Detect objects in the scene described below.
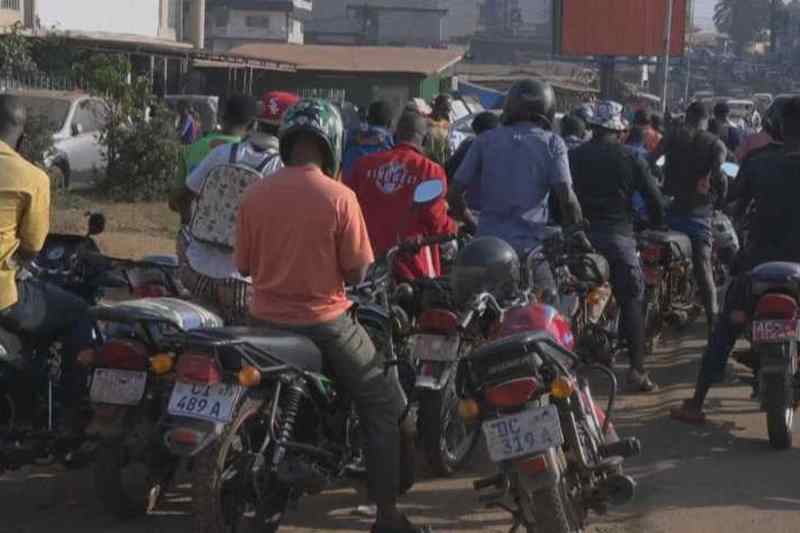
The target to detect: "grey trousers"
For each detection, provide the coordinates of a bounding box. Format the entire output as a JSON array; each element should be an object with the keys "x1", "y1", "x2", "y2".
[{"x1": 253, "y1": 311, "x2": 407, "y2": 507}]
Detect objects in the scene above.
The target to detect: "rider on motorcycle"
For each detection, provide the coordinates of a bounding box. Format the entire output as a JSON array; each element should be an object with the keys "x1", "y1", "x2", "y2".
[
  {"x1": 569, "y1": 101, "x2": 666, "y2": 392},
  {"x1": 234, "y1": 99, "x2": 430, "y2": 533},
  {"x1": 350, "y1": 110, "x2": 456, "y2": 280},
  {"x1": 449, "y1": 78, "x2": 590, "y2": 288},
  {"x1": 651, "y1": 101, "x2": 728, "y2": 337},
  {"x1": 671, "y1": 96, "x2": 800, "y2": 424},
  {"x1": 0, "y1": 95, "x2": 94, "y2": 433}
]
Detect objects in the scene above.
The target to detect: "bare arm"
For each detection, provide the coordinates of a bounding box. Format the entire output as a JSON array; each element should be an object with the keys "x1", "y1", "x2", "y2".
[
  {"x1": 344, "y1": 264, "x2": 370, "y2": 286},
  {"x1": 711, "y1": 139, "x2": 728, "y2": 207}
]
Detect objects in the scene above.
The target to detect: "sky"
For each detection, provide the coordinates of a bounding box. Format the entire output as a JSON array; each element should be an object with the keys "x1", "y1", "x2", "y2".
[{"x1": 694, "y1": 0, "x2": 715, "y2": 30}]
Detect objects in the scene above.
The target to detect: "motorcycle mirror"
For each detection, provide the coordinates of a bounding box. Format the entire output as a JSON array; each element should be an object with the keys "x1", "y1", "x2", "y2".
[
  {"x1": 721, "y1": 162, "x2": 740, "y2": 178},
  {"x1": 86, "y1": 212, "x2": 106, "y2": 236},
  {"x1": 655, "y1": 155, "x2": 666, "y2": 168},
  {"x1": 413, "y1": 180, "x2": 444, "y2": 205}
]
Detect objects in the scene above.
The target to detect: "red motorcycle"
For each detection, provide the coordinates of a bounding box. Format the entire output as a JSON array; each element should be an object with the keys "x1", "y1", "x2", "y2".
[{"x1": 456, "y1": 291, "x2": 640, "y2": 533}]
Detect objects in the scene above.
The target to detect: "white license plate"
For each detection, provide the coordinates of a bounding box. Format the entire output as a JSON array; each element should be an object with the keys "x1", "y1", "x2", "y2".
[
  {"x1": 90, "y1": 368, "x2": 147, "y2": 406},
  {"x1": 482, "y1": 405, "x2": 564, "y2": 462},
  {"x1": 167, "y1": 382, "x2": 242, "y2": 423},
  {"x1": 412, "y1": 334, "x2": 460, "y2": 362},
  {"x1": 752, "y1": 320, "x2": 800, "y2": 343}
]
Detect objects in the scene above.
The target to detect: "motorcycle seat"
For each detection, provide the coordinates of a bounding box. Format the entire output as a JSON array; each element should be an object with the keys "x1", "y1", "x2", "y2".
[
  {"x1": 638, "y1": 230, "x2": 692, "y2": 261},
  {"x1": 193, "y1": 327, "x2": 323, "y2": 373},
  {"x1": 750, "y1": 262, "x2": 800, "y2": 296}
]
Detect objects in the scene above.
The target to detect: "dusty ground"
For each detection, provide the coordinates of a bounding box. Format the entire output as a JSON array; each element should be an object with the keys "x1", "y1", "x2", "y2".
[{"x1": 3, "y1": 321, "x2": 800, "y2": 533}]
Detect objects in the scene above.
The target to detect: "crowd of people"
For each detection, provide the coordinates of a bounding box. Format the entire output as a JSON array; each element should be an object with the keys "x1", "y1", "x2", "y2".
[{"x1": 0, "y1": 76, "x2": 800, "y2": 531}]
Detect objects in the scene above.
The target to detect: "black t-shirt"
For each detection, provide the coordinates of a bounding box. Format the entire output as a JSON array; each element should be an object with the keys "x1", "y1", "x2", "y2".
[
  {"x1": 735, "y1": 151, "x2": 800, "y2": 269},
  {"x1": 569, "y1": 140, "x2": 665, "y2": 237},
  {"x1": 662, "y1": 127, "x2": 726, "y2": 218}
]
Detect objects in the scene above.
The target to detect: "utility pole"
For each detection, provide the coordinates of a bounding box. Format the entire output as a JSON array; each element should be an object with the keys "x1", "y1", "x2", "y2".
[
  {"x1": 684, "y1": 0, "x2": 695, "y2": 102},
  {"x1": 661, "y1": 0, "x2": 674, "y2": 114}
]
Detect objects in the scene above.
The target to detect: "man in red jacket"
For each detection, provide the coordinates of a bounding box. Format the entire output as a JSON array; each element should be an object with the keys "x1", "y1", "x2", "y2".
[{"x1": 351, "y1": 111, "x2": 456, "y2": 280}]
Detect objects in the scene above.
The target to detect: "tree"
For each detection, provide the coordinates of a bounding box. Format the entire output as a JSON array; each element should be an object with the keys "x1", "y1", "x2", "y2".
[{"x1": 714, "y1": 0, "x2": 772, "y2": 53}]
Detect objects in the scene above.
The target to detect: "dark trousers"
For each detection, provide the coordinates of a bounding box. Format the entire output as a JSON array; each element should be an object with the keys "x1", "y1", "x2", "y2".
[
  {"x1": 0, "y1": 278, "x2": 94, "y2": 405},
  {"x1": 252, "y1": 311, "x2": 407, "y2": 508},
  {"x1": 588, "y1": 232, "x2": 647, "y2": 373}
]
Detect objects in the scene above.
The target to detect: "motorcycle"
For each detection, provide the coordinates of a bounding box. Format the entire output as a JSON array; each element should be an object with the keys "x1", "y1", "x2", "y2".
[
  {"x1": 85, "y1": 285, "x2": 223, "y2": 518},
  {"x1": 713, "y1": 163, "x2": 742, "y2": 293},
  {"x1": 159, "y1": 181, "x2": 445, "y2": 532},
  {"x1": 744, "y1": 262, "x2": 800, "y2": 449},
  {"x1": 456, "y1": 291, "x2": 640, "y2": 533}
]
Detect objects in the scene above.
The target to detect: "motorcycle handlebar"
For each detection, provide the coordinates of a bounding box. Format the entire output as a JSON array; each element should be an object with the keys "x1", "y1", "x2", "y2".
[{"x1": 398, "y1": 233, "x2": 459, "y2": 254}]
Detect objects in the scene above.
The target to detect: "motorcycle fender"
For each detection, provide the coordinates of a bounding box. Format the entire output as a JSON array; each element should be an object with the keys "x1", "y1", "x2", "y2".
[
  {"x1": 85, "y1": 404, "x2": 130, "y2": 438},
  {"x1": 415, "y1": 362, "x2": 454, "y2": 391},
  {"x1": 162, "y1": 416, "x2": 225, "y2": 457},
  {"x1": 512, "y1": 447, "x2": 565, "y2": 492}
]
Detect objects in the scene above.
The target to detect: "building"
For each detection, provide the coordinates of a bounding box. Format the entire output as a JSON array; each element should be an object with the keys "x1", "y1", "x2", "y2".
[
  {"x1": 231, "y1": 42, "x2": 463, "y2": 108},
  {"x1": 306, "y1": 0, "x2": 448, "y2": 47},
  {"x1": 470, "y1": 0, "x2": 554, "y2": 63},
  {"x1": 205, "y1": 0, "x2": 312, "y2": 52}
]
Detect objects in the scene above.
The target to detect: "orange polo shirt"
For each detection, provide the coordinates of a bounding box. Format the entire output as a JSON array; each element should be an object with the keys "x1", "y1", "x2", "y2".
[{"x1": 235, "y1": 164, "x2": 374, "y2": 325}]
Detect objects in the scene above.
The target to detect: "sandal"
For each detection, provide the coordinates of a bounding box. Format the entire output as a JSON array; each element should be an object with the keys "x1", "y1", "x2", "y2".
[{"x1": 670, "y1": 400, "x2": 707, "y2": 425}]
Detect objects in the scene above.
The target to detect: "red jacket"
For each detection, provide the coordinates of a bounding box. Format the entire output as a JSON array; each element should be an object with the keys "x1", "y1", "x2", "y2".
[{"x1": 350, "y1": 143, "x2": 456, "y2": 280}]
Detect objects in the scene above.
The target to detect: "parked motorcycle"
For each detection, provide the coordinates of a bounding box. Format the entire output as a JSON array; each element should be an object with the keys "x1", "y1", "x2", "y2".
[
  {"x1": 745, "y1": 262, "x2": 800, "y2": 449},
  {"x1": 456, "y1": 291, "x2": 640, "y2": 533}
]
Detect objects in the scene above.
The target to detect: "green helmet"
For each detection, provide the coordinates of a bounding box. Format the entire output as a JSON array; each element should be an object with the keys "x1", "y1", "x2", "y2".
[{"x1": 279, "y1": 98, "x2": 344, "y2": 177}]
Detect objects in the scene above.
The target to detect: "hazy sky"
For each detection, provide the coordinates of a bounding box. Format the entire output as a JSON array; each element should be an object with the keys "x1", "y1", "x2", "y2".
[{"x1": 694, "y1": 0, "x2": 715, "y2": 30}]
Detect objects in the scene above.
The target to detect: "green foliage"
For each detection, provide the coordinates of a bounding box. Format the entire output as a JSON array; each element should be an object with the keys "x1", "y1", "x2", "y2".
[
  {"x1": 19, "y1": 112, "x2": 55, "y2": 168},
  {"x1": 79, "y1": 54, "x2": 181, "y2": 201},
  {"x1": 0, "y1": 23, "x2": 37, "y2": 75},
  {"x1": 714, "y1": 0, "x2": 772, "y2": 53}
]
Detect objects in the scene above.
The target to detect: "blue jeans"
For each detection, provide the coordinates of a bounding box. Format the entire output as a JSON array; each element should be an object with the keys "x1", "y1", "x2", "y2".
[
  {"x1": 588, "y1": 232, "x2": 647, "y2": 372},
  {"x1": 667, "y1": 214, "x2": 718, "y2": 323},
  {"x1": 0, "y1": 279, "x2": 94, "y2": 405}
]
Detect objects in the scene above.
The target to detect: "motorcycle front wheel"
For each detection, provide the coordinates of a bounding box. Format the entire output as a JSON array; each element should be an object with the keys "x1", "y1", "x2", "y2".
[
  {"x1": 418, "y1": 378, "x2": 480, "y2": 477},
  {"x1": 192, "y1": 397, "x2": 285, "y2": 533}
]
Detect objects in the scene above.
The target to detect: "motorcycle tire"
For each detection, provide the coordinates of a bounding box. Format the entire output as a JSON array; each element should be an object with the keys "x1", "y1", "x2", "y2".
[
  {"x1": 92, "y1": 441, "x2": 148, "y2": 520},
  {"x1": 764, "y1": 365, "x2": 795, "y2": 451},
  {"x1": 192, "y1": 397, "x2": 284, "y2": 533},
  {"x1": 418, "y1": 379, "x2": 479, "y2": 477},
  {"x1": 526, "y1": 483, "x2": 583, "y2": 533}
]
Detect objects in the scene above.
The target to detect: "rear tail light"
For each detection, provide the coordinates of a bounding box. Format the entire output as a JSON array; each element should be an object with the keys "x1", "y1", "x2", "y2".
[
  {"x1": 163, "y1": 427, "x2": 209, "y2": 456},
  {"x1": 132, "y1": 283, "x2": 169, "y2": 298},
  {"x1": 176, "y1": 354, "x2": 222, "y2": 385},
  {"x1": 96, "y1": 339, "x2": 149, "y2": 371},
  {"x1": 755, "y1": 293, "x2": 799, "y2": 319},
  {"x1": 418, "y1": 309, "x2": 459, "y2": 334},
  {"x1": 515, "y1": 454, "x2": 549, "y2": 476},
  {"x1": 640, "y1": 245, "x2": 663, "y2": 264},
  {"x1": 485, "y1": 377, "x2": 539, "y2": 408}
]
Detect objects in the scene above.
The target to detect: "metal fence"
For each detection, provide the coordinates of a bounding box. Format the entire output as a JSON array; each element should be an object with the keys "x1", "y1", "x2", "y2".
[
  {"x1": 298, "y1": 87, "x2": 348, "y2": 104},
  {"x1": 0, "y1": 71, "x2": 81, "y2": 93}
]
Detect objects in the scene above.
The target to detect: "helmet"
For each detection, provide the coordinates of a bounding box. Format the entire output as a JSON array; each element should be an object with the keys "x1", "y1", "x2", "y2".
[
  {"x1": 279, "y1": 98, "x2": 344, "y2": 177},
  {"x1": 763, "y1": 96, "x2": 790, "y2": 141},
  {"x1": 451, "y1": 237, "x2": 520, "y2": 308},
  {"x1": 587, "y1": 100, "x2": 628, "y2": 132},
  {"x1": 260, "y1": 91, "x2": 300, "y2": 126},
  {"x1": 503, "y1": 78, "x2": 556, "y2": 128},
  {"x1": 573, "y1": 103, "x2": 595, "y2": 124}
]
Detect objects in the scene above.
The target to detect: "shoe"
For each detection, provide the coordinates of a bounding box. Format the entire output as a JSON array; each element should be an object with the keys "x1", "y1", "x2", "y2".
[
  {"x1": 353, "y1": 504, "x2": 377, "y2": 518},
  {"x1": 626, "y1": 369, "x2": 659, "y2": 392},
  {"x1": 670, "y1": 399, "x2": 706, "y2": 425},
  {"x1": 371, "y1": 515, "x2": 434, "y2": 533}
]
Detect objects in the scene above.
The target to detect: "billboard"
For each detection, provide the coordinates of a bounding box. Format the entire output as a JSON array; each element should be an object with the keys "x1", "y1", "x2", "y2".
[{"x1": 557, "y1": 0, "x2": 687, "y2": 57}]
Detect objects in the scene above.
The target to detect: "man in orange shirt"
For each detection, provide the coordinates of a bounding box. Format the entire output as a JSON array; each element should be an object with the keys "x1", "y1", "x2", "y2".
[
  {"x1": 632, "y1": 109, "x2": 662, "y2": 153},
  {"x1": 235, "y1": 99, "x2": 430, "y2": 533}
]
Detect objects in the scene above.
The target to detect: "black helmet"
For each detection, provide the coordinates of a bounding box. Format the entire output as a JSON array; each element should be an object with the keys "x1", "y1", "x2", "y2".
[
  {"x1": 503, "y1": 78, "x2": 556, "y2": 128},
  {"x1": 764, "y1": 96, "x2": 790, "y2": 141},
  {"x1": 451, "y1": 237, "x2": 520, "y2": 308}
]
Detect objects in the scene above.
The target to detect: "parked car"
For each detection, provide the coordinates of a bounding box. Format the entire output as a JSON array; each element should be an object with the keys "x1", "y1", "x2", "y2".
[{"x1": 11, "y1": 90, "x2": 106, "y2": 189}]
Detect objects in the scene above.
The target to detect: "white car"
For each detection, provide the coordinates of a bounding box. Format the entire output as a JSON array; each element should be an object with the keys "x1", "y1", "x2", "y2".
[{"x1": 11, "y1": 90, "x2": 106, "y2": 189}]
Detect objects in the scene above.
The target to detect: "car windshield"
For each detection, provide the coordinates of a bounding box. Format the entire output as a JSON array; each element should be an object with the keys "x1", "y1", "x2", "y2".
[{"x1": 14, "y1": 96, "x2": 71, "y2": 130}]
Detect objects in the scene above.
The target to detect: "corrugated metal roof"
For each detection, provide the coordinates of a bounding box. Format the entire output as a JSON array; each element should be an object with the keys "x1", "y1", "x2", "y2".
[{"x1": 228, "y1": 43, "x2": 464, "y2": 75}]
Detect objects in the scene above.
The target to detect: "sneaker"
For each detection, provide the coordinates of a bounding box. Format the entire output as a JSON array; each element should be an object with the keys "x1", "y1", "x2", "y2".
[
  {"x1": 371, "y1": 515, "x2": 434, "y2": 533},
  {"x1": 626, "y1": 369, "x2": 659, "y2": 392},
  {"x1": 353, "y1": 504, "x2": 377, "y2": 518}
]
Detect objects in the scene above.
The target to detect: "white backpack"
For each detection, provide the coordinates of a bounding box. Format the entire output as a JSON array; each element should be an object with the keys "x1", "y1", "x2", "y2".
[{"x1": 189, "y1": 143, "x2": 278, "y2": 250}]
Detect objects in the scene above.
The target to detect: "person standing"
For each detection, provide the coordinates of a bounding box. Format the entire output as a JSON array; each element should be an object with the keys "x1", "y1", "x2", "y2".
[
  {"x1": 351, "y1": 111, "x2": 456, "y2": 280},
  {"x1": 651, "y1": 101, "x2": 728, "y2": 336},
  {"x1": 426, "y1": 94, "x2": 452, "y2": 166},
  {"x1": 570, "y1": 101, "x2": 666, "y2": 391},
  {"x1": 235, "y1": 99, "x2": 430, "y2": 533},
  {"x1": 176, "y1": 100, "x2": 198, "y2": 145},
  {"x1": 342, "y1": 100, "x2": 395, "y2": 186}
]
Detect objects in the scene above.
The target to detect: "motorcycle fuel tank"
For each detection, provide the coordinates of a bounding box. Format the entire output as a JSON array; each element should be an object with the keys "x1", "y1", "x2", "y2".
[{"x1": 494, "y1": 303, "x2": 575, "y2": 352}]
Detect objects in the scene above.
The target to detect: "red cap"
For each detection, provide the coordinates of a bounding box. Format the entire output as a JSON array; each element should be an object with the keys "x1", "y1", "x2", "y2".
[{"x1": 260, "y1": 91, "x2": 301, "y2": 126}]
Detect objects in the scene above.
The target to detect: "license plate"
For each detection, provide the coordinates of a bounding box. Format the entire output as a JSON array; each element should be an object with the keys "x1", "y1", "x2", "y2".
[
  {"x1": 482, "y1": 405, "x2": 564, "y2": 462},
  {"x1": 167, "y1": 382, "x2": 242, "y2": 423},
  {"x1": 90, "y1": 368, "x2": 147, "y2": 406},
  {"x1": 752, "y1": 320, "x2": 800, "y2": 343},
  {"x1": 412, "y1": 334, "x2": 460, "y2": 362}
]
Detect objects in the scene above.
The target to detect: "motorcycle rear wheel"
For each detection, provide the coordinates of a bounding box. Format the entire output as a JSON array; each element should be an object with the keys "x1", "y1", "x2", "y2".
[
  {"x1": 525, "y1": 483, "x2": 584, "y2": 533},
  {"x1": 419, "y1": 380, "x2": 479, "y2": 477},
  {"x1": 192, "y1": 397, "x2": 282, "y2": 533},
  {"x1": 764, "y1": 345, "x2": 796, "y2": 450},
  {"x1": 92, "y1": 441, "x2": 148, "y2": 520}
]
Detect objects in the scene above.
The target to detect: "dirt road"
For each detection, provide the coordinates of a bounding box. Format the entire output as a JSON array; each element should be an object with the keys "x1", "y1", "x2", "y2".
[{"x1": 4, "y1": 324, "x2": 800, "y2": 533}]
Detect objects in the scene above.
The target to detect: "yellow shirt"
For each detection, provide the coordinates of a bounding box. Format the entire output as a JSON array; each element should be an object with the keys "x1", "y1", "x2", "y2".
[{"x1": 0, "y1": 140, "x2": 50, "y2": 310}]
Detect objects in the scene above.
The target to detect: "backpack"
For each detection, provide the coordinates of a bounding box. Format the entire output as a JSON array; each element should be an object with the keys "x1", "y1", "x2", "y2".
[{"x1": 189, "y1": 143, "x2": 278, "y2": 250}]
